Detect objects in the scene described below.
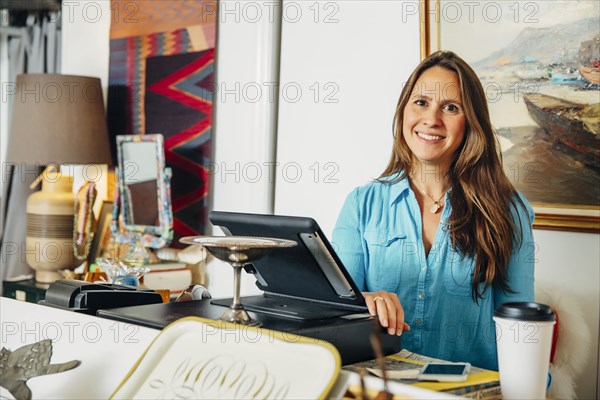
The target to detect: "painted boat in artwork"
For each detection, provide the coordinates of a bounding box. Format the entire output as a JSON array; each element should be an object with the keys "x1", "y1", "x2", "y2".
[
  {"x1": 579, "y1": 65, "x2": 600, "y2": 85},
  {"x1": 523, "y1": 93, "x2": 600, "y2": 170}
]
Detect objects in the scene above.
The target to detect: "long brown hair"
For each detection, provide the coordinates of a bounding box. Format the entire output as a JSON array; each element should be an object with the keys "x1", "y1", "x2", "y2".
[{"x1": 380, "y1": 50, "x2": 528, "y2": 300}]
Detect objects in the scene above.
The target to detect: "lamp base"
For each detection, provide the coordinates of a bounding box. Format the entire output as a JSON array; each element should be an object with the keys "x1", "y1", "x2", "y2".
[
  {"x1": 34, "y1": 270, "x2": 64, "y2": 284},
  {"x1": 26, "y1": 237, "x2": 79, "y2": 284},
  {"x1": 26, "y1": 170, "x2": 79, "y2": 285}
]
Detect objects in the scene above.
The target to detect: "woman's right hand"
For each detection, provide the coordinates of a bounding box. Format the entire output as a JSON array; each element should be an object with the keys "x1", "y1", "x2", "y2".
[{"x1": 363, "y1": 291, "x2": 410, "y2": 336}]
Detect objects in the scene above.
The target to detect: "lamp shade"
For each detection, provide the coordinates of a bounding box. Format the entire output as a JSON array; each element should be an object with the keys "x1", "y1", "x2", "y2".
[{"x1": 7, "y1": 74, "x2": 112, "y2": 165}]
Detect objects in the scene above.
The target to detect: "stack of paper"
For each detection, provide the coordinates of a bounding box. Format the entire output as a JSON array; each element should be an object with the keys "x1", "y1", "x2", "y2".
[{"x1": 344, "y1": 349, "x2": 501, "y2": 399}]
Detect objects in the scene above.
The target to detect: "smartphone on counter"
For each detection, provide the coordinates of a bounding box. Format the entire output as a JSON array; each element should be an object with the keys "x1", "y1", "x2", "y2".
[{"x1": 417, "y1": 362, "x2": 471, "y2": 382}]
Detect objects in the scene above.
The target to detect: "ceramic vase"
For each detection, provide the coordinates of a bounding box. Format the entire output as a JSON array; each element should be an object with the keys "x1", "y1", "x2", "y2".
[{"x1": 26, "y1": 172, "x2": 79, "y2": 283}]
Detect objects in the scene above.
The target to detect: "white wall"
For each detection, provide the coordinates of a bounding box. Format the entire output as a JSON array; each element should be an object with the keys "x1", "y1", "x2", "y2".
[
  {"x1": 207, "y1": 1, "x2": 282, "y2": 297},
  {"x1": 60, "y1": 0, "x2": 110, "y2": 102},
  {"x1": 534, "y1": 229, "x2": 600, "y2": 399},
  {"x1": 274, "y1": 0, "x2": 420, "y2": 236},
  {"x1": 60, "y1": 0, "x2": 110, "y2": 215},
  {"x1": 211, "y1": 1, "x2": 280, "y2": 217}
]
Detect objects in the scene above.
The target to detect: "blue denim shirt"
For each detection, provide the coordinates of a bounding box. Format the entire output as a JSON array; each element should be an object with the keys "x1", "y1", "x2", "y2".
[{"x1": 332, "y1": 175, "x2": 535, "y2": 370}]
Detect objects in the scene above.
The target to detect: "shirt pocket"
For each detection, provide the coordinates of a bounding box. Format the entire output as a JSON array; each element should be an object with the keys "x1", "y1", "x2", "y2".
[
  {"x1": 443, "y1": 252, "x2": 476, "y2": 297},
  {"x1": 364, "y1": 229, "x2": 407, "y2": 292}
]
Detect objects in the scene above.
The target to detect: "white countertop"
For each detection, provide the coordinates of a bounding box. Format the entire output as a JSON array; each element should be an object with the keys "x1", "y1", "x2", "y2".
[
  {"x1": 0, "y1": 298, "x2": 462, "y2": 399},
  {"x1": 0, "y1": 297, "x2": 160, "y2": 399}
]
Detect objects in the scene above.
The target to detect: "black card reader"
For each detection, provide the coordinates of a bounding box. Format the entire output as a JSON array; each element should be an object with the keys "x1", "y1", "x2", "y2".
[{"x1": 40, "y1": 280, "x2": 163, "y2": 314}]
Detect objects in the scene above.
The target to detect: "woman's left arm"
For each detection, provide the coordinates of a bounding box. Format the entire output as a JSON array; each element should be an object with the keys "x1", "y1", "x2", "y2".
[{"x1": 494, "y1": 193, "x2": 536, "y2": 307}]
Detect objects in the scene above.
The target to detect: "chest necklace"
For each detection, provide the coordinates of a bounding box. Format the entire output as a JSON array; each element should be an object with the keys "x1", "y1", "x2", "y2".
[{"x1": 410, "y1": 179, "x2": 450, "y2": 214}]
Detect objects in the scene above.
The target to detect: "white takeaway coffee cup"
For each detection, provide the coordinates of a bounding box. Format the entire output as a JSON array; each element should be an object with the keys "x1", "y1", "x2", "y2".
[{"x1": 494, "y1": 302, "x2": 556, "y2": 400}]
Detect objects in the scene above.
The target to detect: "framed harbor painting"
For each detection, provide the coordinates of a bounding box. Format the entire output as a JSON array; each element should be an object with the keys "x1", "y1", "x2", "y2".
[{"x1": 421, "y1": 0, "x2": 600, "y2": 232}]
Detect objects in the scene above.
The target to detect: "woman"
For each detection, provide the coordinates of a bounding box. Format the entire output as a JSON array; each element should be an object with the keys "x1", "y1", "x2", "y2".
[{"x1": 332, "y1": 51, "x2": 535, "y2": 370}]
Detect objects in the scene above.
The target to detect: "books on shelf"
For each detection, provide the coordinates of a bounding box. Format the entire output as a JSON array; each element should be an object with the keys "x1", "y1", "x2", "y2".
[
  {"x1": 141, "y1": 262, "x2": 192, "y2": 293},
  {"x1": 344, "y1": 349, "x2": 501, "y2": 399},
  {"x1": 144, "y1": 262, "x2": 187, "y2": 271}
]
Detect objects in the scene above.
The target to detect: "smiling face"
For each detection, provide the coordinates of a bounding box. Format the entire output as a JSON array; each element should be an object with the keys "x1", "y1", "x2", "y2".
[{"x1": 402, "y1": 66, "x2": 466, "y2": 174}]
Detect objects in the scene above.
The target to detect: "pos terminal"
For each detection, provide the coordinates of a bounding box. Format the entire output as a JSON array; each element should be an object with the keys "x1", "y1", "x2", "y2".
[{"x1": 97, "y1": 211, "x2": 402, "y2": 364}]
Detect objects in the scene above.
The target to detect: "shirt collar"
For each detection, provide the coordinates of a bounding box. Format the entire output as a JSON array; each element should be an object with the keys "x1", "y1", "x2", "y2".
[
  {"x1": 386, "y1": 174, "x2": 454, "y2": 212},
  {"x1": 380, "y1": 172, "x2": 411, "y2": 207}
]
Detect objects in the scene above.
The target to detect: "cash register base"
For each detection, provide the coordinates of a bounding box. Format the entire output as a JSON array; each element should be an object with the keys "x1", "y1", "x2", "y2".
[{"x1": 97, "y1": 299, "x2": 402, "y2": 365}]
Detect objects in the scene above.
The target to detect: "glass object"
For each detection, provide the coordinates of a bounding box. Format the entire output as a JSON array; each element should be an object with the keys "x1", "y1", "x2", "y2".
[
  {"x1": 180, "y1": 236, "x2": 297, "y2": 326},
  {"x1": 96, "y1": 258, "x2": 149, "y2": 286},
  {"x1": 121, "y1": 233, "x2": 151, "y2": 266}
]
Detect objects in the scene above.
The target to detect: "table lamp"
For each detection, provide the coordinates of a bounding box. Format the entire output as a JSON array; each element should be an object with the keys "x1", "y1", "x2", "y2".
[{"x1": 6, "y1": 74, "x2": 112, "y2": 283}]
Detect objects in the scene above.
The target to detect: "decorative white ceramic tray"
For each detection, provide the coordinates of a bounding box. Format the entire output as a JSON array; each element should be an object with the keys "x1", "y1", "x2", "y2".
[{"x1": 110, "y1": 317, "x2": 340, "y2": 399}]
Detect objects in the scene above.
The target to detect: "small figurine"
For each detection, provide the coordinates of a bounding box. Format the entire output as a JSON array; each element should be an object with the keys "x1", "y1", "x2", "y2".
[
  {"x1": 0, "y1": 339, "x2": 80, "y2": 400},
  {"x1": 96, "y1": 258, "x2": 149, "y2": 286}
]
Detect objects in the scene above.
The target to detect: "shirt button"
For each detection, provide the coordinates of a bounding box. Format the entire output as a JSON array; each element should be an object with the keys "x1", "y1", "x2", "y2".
[
  {"x1": 418, "y1": 293, "x2": 425, "y2": 299},
  {"x1": 421, "y1": 267, "x2": 426, "y2": 272},
  {"x1": 379, "y1": 238, "x2": 385, "y2": 244},
  {"x1": 415, "y1": 319, "x2": 423, "y2": 326}
]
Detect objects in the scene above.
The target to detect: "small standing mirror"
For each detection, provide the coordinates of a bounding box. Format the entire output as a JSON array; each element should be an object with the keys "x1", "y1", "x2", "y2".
[{"x1": 112, "y1": 134, "x2": 173, "y2": 249}]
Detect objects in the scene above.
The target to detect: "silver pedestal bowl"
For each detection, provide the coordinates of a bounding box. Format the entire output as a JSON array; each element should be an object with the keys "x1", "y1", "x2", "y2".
[{"x1": 180, "y1": 236, "x2": 297, "y2": 326}]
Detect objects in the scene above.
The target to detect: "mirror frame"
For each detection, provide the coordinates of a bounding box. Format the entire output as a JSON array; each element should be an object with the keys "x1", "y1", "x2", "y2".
[{"x1": 111, "y1": 133, "x2": 173, "y2": 248}]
